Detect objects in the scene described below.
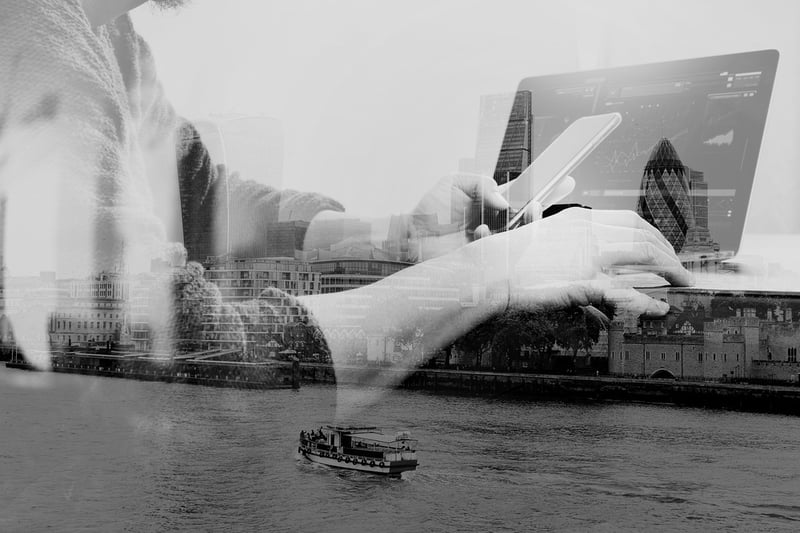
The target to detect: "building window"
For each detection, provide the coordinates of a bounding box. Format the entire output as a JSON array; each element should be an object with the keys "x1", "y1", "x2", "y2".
[
  {"x1": 723, "y1": 353, "x2": 727, "y2": 362},
  {"x1": 625, "y1": 351, "x2": 630, "y2": 361},
  {"x1": 645, "y1": 351, "x2": 650, "y2": 361},
  {"x1": 661, "y1": 352, "x2": 665, "y2": 361},
  {"x1": 698, "y1": 353, "x2": 703, "y2": 362},
  {"x1": 675, "y1": 352, "x2": 680, "y2": 361},
  {"x1": 713, "y1": 353, "x2": 716, "y2": 361}
]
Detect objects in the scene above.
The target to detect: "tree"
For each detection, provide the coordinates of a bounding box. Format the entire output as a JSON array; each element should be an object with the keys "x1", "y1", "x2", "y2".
[
  {"x1": 551, "y1": 304, "x2": 613, "y2": 359},
  {"x1": 453, "y1": 320, "x2": 494, "y2": 368},
  {"x1": 391, "y1": 313, "x2": 428, "y2": 365},
  {"x1": 286, "y1": 319, "x2": 330, "y2": 362},
  {"x1": 489, "y1": 310, "x2": 556, "y2": 371}
]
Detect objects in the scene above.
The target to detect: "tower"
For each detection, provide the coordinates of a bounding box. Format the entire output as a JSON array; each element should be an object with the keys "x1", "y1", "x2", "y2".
[
  {"x1": 682, "y1": 167, "x2": 718, "y2": 252},
  {"x1": 467, "y1": 91, "x2": 533, "y2": 233},
  {"x1": 492, "y1": 90, "x2": 533, "y2": 186},
  {"x1": 636, "y1": 138, "x2": 694, "y2": 252}
]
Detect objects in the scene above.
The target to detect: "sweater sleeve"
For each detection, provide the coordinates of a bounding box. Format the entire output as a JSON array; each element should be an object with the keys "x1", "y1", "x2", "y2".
[
  {"x1": 106, "y1": 13, "x2": 345, "y2": 262},
  {"x1": 0, "y1": 1, "x2": 167, "y2": 276},
  {"x1": 176, "y1": 121, "x2": 345, "y2": 262}
]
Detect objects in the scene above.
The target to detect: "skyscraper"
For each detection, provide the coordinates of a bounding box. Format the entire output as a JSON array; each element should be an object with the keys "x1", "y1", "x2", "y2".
[
  {"x1": 474, "y1": 91, "x2": 533, "y2": 186},
  {"x1": 636, "y1": 138, "x2": 694, "y2": 252},
  {"x1": 460, "y1": 91, "x2": 533, "y2": 233},
  {"x1": 492, "y1": 90, "x2": 533, "y2": 186},
  {"x1": 682, "y1": 168, "x2": 719, "y2": 252}
]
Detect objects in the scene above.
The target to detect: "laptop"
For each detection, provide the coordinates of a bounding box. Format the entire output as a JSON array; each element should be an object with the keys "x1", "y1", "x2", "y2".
[{"x1": 499, "y1": 50, "x2": 779, "y2": 289}]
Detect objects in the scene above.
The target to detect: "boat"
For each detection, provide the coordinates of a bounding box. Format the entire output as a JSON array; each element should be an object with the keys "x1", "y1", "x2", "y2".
[{"x1": 298, "y1": 425, "x2": 418, "y2": 477}]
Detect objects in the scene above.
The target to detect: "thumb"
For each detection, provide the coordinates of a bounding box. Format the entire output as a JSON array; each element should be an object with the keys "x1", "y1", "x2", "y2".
[{"x1": 452, "y1": 173, "x2": 509, "y2": 211}]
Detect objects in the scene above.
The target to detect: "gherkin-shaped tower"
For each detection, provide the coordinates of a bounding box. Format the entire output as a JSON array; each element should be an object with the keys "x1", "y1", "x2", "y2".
[{"x1": 636, "y1": 138, "x2": 694, "y2": 252}]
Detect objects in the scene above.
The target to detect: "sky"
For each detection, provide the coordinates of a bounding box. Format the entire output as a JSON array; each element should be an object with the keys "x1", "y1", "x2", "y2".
[{"x1": 131, "y1": 0, "x2": 800, "y2": 244}]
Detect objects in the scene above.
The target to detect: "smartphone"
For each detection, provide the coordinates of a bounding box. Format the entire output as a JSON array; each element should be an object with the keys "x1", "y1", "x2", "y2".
[{"x1": 503, "y1": 112, "x2": 622, "y2": 231}]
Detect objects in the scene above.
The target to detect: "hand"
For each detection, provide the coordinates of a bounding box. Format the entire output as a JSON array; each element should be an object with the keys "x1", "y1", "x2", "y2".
[
  {"x1": 466, "y1": 207, "x2": 693, "y2": 318},
  {"x1": 407, "y1": 172, "x2": 506, "y2": 260},
  {"x1": 408, "y1": 172, "x2": 577, "y2": 260}
]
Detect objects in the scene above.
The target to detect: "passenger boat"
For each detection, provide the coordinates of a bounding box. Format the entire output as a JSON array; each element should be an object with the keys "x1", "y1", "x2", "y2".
[{"x1": 299, "y1": 425, "x2": 418, "y2": 477}]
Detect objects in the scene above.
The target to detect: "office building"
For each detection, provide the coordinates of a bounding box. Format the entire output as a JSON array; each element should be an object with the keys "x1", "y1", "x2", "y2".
[
  {"x1": 203, "y1": 256, "x2": 321, "y2": 300},
  {"x1": 264, "y1": 221, "x2": 310, "y2": 258},
  {"x1": 636, "y1": 138, "x2": 694, "y2": 252},
  {"x1": 302, "y1": 217, "x2": 371, "y2": 254},
  {"x1": 492, "y1": 90, "x2": 533, "y2": 186},
  {"x1": 460, "y1": 91, "x2": 532, "y2": 233},
  {"x1": 682, "y1": 167, "x2": 719, "y2": 252},
  {"x1": 49, "y1": 272, "x2": 130, "y2": 347},
  {"x1": 311, "y1": 258, "x2": 412, "y2": 294},
  {"x1": 474, "y1": 91, "x2": 533, "y2": 184}
]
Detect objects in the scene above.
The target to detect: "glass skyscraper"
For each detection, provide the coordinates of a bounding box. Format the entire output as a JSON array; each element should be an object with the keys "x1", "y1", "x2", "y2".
[
  {"x1": 636, "y1": 138, "x2": 694, "y2": 252},
  {"x1": 492, "y1": 90, "x2": 533, "y2": 186}
]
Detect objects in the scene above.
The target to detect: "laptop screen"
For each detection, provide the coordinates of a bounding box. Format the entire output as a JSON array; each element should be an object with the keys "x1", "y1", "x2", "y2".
[{"x1": 508, "y1": 50, "x2": 778, "y2": 258}]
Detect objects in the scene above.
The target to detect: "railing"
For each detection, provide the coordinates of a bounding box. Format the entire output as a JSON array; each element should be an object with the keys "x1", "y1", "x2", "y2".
[{"x1": 300, "y1": 434, "x2": 416, "y2": 464}]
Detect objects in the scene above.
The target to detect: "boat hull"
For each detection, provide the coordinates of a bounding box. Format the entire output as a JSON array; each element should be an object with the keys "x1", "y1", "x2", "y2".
[{"x1": 299, "y1": 447, "x2": 417, "y2": 476}]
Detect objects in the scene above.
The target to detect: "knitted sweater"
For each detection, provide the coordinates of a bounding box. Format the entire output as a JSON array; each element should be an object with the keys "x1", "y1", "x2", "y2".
[{"x1": 0, "y1": 0, "x2": 334, "y2": 353}]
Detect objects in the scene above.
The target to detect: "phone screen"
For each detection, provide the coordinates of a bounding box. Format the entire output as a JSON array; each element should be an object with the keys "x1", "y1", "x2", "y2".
[{"x1": 505, "y1": 112, "x2": 622, "y2": 212}]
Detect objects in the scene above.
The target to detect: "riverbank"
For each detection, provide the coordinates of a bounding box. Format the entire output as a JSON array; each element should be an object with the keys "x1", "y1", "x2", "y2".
[
  {"x1": 8, "y1": 357, "x2": 800, "y2": 415},
  {"x1": 299, "y1": 363, "x2": 800, "y2": 416},
  {"x1": 6, "y1": 351, "x2": 300, "y2": 390}
]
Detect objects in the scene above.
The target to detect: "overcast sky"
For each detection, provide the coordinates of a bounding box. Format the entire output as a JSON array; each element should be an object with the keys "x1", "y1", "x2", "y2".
[{"x1": 132, "y1": 0, "x2": 800, "y2": 246}]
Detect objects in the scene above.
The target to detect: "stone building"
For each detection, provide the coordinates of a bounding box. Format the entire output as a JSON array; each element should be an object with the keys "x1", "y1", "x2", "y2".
[
  {"x1": 48, "y1": 272, "x2": 129, "y2": 348},
  {"x1": 605, "y1": 289, "x2": 800, "y2": 382}
]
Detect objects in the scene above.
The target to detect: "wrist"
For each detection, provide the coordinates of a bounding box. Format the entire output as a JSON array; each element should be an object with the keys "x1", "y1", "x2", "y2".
[{"x1": 428, "y1": 237, "x2": 510, "y2": 320}]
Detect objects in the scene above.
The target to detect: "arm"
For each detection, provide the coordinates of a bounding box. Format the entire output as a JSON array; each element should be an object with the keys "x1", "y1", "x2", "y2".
[
  {"x1": 300, "y1": 207, "x2": 692, "y2": 381},
  {"x1": 0, "y1": 2, "x2": 167, "y2": 367},
  {"x1": 304, "y1": 172, "x2": 510, "y2": 261},
  {"x1": 176, "y1": 121, "x2": 345, "y2": 262}
]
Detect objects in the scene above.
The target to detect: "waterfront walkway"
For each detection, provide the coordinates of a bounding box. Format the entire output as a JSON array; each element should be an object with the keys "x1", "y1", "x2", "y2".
[{"x1": 299, "y1": 363, "x2": 800, "y2": 416}]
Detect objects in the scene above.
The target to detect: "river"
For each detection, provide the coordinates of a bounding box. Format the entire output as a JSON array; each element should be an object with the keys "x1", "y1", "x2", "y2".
[{"x1": 1, "y1": 366, "x2": 799, "y2": 532}]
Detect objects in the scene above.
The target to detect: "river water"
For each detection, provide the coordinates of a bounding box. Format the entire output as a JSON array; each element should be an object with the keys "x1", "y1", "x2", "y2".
[{"x1": 1, "y1": 366, "x2": 799, "y2": 532}]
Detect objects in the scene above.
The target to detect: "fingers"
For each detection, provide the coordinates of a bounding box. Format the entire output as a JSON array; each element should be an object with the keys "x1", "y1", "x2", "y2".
[
  {"x1": 598, "y1": 224, "x2": 676, "y2": 257},
  {"x1": 452, "y1": 173, "x2": 509, "y2": 211},
  {"x1": 603, "y1": 286, "x2": 670, "y2": 317},
  {"x1": 474, "y1": 224, "x2": 492, "y2": 240},
  {"x1": 511, "y1": 280, "x2": 670, "y2": 317},
  {"x1": 579, "y1": 209, "x2": 675, "y2": 253},
  {"x1": 586, "y1": 223, "x2": 693, "y2": 287},
  {"x1": 521, "y1": 200, "x2": 543, "y2": 225},
  {"x1": 541, "y1": 208, "x2": 693, "y2": 287},
  {"x1": 583, "y1": 305, "x2": 611, "y2": 328},
  {"x1": 599, "y1": 242, "x2": 693, "y2": 287}
]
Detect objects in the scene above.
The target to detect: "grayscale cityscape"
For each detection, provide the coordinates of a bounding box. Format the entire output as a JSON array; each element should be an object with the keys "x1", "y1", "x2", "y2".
[{"x1": 2, "y1": 1, "x2": 800, "y2": 532}]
